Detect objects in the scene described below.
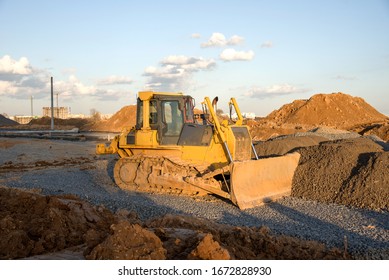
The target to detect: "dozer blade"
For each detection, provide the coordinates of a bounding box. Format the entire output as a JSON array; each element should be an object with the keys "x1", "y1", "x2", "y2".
[{"x1": 230, "y1": 152, "x2": 300, "y2": 210}]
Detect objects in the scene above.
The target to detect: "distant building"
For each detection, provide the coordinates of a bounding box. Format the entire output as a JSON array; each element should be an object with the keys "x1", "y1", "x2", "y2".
[
  {"x1": 69, "y1": 113, "x2": 88, "y2": 119},
  {"x1": 101, "y1": 114, "x2": 113, "y2": 120},
  {"x1": 242, "y1": 112, "x2": 256, "y2": 119},
  {"x1": 42, "y1": 107, "x2": 70, "y2": 119},
  {"x1": 231, "y1": 112, "x2": 256, "y2": 120}
]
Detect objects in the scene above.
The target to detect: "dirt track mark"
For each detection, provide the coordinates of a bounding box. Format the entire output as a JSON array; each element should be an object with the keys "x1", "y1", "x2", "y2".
[
  {"x1": 0, "y1": 157, "x2": 95, "y2": 173},
  {"x1": 0, "y1": 140, "x2": 27, "y2": 149}
]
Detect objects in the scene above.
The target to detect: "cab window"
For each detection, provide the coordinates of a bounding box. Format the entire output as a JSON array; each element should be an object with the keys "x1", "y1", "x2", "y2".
[{"x1": 162, "y1": 100, "x2": 183, "y2": 136}]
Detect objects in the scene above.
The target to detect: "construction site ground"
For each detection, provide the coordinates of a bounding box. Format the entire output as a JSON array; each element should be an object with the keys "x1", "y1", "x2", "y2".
[
  {"x1": 0, "y1": 134, "x2": 388, "y2": 260},
  {"x1": 1, "y1": 92, "x2": 388, "y2": 260}
]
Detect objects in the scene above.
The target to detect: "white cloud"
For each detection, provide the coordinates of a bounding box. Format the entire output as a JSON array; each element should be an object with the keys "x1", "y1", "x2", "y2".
[
  {"x1": 220, "y1": 48, "x2": 254, "y2": 61},
  {"x1": 55, "y1": 75, "x2": 128, "y2": 100},
  {"x1": 0, "y1": 55, "x2": 128, "y2": 101},
  {"x1": 201, "y1": 32, "x2": 244, "y2": 48},
  {"x1": 161, "y1": 55, "x2": 192, "y2": 65},
  {"x1": 260, "y1": 41, "x2": 273, "y2": 48},
  {"x1": 161, "y1": 55, "x2": 216, "y2": 72},
  {"x1": 97, "y1": 75, "x2": 133, "y2": 85},
  {"x1": 58, "y1": 74, "x2": 96, "y2": 96},
  {"x1": 228, "y1": 35, "x2": 244, "y2": 46},
  {"x1": 144, "y1": 55, "x2": 216, "y2": 91},
  {"x1": 0, "y1": 55, "x2": 49, "y2": 99},
  {"x1": 191, "y1": 33, "x2": 201, "y2": 38},
  {"x1": 245, "y1": 84, "x2": 309, "y2": 99},
  {"x1": 0, "y1": 55, "x2": 32, "y2": 75},
  {"x1": 0, "y1": 80, "x2": 17, "y2": 94}
]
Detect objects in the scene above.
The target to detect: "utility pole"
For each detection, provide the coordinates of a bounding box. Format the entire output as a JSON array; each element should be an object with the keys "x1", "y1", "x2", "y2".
[
  {"x1": 50, "y1": 77, "x2": 54, "y2": 130},
  {"x1": 30, "y1": 95, "x2": 33, "y2": 117},
  {"x1": 56, "y1": 92, "x2": 59, "y2": 118}
]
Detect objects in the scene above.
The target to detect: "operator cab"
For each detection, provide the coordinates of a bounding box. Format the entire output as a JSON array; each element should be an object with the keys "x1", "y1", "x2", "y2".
[{"x1": 136, "y1": 93, "x2": 212, "y2": 146}]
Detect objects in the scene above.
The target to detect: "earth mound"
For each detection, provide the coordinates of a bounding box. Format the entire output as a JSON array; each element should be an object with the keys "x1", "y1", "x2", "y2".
[
  {"x1": 349, "y1": 122, "x2": 389, "y2": 142},
  {"x1": 29, "y1": 116, "x2": 90, "y2": 128},
  {"x1": 250, "y1": 92, "x2": 388, "y2": 140},
  {"x1": 0, "y1": 186, "x2": 116, "y2": 259},
  {"x1": 266, "y1": 92, "x2": 387, "y2": 128},
  {"x1": 291, "y1": 137, "x2": 389, "y2": 211},
  {"x1": 0, "y1": 114, "x2": 18, "y2": 126},
  {"x1": 89, "y1": 105, "x2": 136, "y2": 132},
  {"x1": 254, "y1": 134, "x2": 389, "y2": 211},
  {"x1": 0, "y1": 186, "x2": 347, "y2": 260}
]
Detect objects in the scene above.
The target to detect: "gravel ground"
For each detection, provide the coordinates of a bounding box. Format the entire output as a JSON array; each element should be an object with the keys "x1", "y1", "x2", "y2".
[{"x1": 0, "y1": 137, "x2": 388, "y2": 259}]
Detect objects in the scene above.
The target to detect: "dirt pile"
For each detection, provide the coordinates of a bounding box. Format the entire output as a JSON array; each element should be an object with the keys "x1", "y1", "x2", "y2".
[
  {"x1": 291, "y1": 137, "x2": 389, "y2": 211},
  {"x1": 349, "y1": 122, "x2": 389, "y2": 142},
  {"x1": 142, "y1": 214, "x2": 346, "y2": 260},
  {"x1": 0, "y1": 186, "x2": 116, "y2": 259},
  {"x1": 86, "y1": 221, "x2": 167, "y2": 260},
  {"x1": 89, "y1": 105, "x2": 136, "y2": 132},
  {"x1": 0, "y1": 114, "x2": 18, "y2": 126},
  {"x1": 0, "y1": 186, "x2": 347, "y2": 260},
  {"x1": 254, "y1": 135, "x2": 389, "y2": 211},
  {"x1": 0, "y1": 105, "x2": 136, "y2": 132},
  {"x1": 86, "y1": 214, "x2": 346, "y2": 260},
  {"x1": 254, "y1": 135, "x2": 328, "y2": 157},
  {"x1": 249, "y1": 92, "x2": 388, "y2": 140},
  {"x1": 29, "y1": 117, "x2": 90, "y2": 128},
  {"x1": 3, "y1": 117, "x2": 91, "y2": 131},
  {"x1": 266, "y1": 92, "x2": 387, "y2": 128}
]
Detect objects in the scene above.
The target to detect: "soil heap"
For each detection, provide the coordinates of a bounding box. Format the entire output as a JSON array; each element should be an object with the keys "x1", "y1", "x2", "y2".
[
  {"x1": 29, "y1": 116, "x2": 90, "y2": 128},
  {"x1": 349, "y1": 122, "x2": 389, "y2": 142},
  {"x1": 90, "y1": 105, "x2": 136, "y2": 132},
  {"x1": 0, "y1": 186, "x2": 347, "y2": 260},
  {"x1": 255, "y1": 136, "x2": 389, "y2": 211},
  {"x1": 0, "y1": 186, "x2": 116, "y2": 259},
  {"x1": 292, "y1": 137, "x2": 389, "y2": 211},
  {"x1": 250, "y1": 92, "x2": 388, "y2": 140},
  {"x1": 267, "y1": 92, "x2": 386, "y2": 128},
  {"x1": 0, "y1": 114, "x2": 18, "y2": 126}
]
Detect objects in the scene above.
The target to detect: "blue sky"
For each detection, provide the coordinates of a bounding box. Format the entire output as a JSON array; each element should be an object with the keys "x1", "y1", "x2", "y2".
[{"x1": 1, "y1": 0, "x2": 388, "y2": 117}]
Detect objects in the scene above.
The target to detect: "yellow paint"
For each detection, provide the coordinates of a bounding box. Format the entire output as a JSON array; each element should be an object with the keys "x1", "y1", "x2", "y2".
[
  {"x1": 96, "y1": 91, "x2": 248, "y2": 166},
  {"x1": 135, "y1": 129, "x2": 158, "y2": 146}
]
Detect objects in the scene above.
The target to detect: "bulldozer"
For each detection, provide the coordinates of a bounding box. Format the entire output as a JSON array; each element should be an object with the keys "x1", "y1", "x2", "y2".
[{"x1": 96, "y1": 91, "x2": 300, "y2": 209}]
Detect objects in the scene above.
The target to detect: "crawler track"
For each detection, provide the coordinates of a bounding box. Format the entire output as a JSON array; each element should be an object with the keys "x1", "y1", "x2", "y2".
[{"x1": 113, "y1": 155, "x2": 223, "y2": 196}]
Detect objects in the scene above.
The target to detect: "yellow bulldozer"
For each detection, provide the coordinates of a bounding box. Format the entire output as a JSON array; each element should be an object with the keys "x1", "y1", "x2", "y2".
[{"x1": 96, "y1": 91, "x2": 300, "y2": 209}]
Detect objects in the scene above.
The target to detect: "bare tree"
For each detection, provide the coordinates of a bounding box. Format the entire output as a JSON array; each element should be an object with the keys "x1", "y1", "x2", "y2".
[
  {"x1": 216, "y1": 109, "x2": 224, "y2": 116},
  {"x1": 90, "y1": 108, "x2": 102, "y2": 122}
]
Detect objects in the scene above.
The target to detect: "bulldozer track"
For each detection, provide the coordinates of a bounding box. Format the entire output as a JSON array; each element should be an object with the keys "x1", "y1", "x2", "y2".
[{"x1": 113, "y1": 155, "x2": 222, "y2": 197}]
